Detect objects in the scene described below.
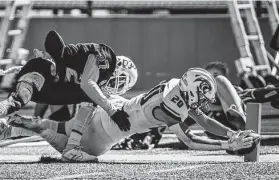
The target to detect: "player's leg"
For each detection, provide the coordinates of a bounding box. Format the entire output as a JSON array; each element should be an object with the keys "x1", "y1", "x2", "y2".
[
  {"x1": 7, "y1": 114, "x2": 68, "y2": 152},
  {"x1": 62, "y1": 102, "x2": 97, "y2": 155},
  {"x1": 215, "y1": 75, "x2": 246, "y2": 130}
]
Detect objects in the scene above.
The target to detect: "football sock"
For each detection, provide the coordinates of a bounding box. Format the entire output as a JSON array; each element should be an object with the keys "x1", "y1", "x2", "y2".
[
  {"x1": 41, "y1": 119, "x2": 59, "y2": 132},
  {"x1": 66, "y1": 104, "x2": 96, "y2": 147},
  {"x1": 40, "y1": 129, "x2": 67, "y2": 153}
]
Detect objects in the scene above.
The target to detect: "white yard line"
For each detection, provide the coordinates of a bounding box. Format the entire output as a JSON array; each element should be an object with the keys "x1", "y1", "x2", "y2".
[
  {"x1": 146, "y1": 164, "x2": 207, "y2": 174},
  {"x1": 46, "y1": 172, "x2": 105, "y2": 180},
  {"x1": 46, "y1": 165, "x2": 206, "y2": 180}
]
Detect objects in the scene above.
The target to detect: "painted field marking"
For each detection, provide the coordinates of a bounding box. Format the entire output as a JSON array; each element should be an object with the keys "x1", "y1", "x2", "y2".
[
  {"x1": 46, "y1": 172, "x2": 105, "y2": 180},
  {"x1": 145, "y1": 164, "x2": 207, "y2": 174}
]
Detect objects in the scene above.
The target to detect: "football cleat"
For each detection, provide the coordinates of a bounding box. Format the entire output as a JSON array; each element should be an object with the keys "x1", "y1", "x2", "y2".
[
  {"x1": 61, "y1": 147, "x2": 98, "y2": 163},
  {"x1": 7, "y1": 114, "x2": 41, "y2": 131}
]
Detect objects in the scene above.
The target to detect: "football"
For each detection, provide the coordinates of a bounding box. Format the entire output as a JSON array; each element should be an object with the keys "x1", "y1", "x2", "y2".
[{"x1": 226, "y1": 131, "x2": 261, "y2": 156}]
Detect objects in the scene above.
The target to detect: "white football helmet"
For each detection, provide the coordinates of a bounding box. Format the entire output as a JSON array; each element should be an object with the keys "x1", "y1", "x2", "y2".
[
  {"x1": 179, "y1": 68, "x2": 217, "y2": 111},
  {"x1": 101, "y1": 56, "x2": 138, "y2": 95}
]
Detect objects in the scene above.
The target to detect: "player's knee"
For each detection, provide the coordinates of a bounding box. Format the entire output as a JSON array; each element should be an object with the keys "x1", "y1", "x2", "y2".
[
  {"x1": 215, "y1": 75, "x2": 231, "y2": 87},
  {"x1": 215, "y1": 75, "x2": 235, "y2": 94}
]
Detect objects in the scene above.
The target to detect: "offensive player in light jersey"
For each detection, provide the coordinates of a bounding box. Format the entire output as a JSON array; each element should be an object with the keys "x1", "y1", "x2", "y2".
[{"x1": 8, "y1": 68, "x2": 259, "y2": 161}]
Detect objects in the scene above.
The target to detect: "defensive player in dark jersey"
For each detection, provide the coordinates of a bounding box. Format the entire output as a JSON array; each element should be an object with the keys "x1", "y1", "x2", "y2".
[
  {"x1": 0, "y1": 58, "x2": 89, "y2": 116},
  {"x1": 39, "y1": 30, "x2": 132, "y2": 161},
  {"x1": 0, "y1": 30, "x2": 131, "y2": 161}
]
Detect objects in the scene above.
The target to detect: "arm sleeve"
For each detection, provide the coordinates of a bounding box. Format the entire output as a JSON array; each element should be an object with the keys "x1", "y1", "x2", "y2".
[
  {"x1": 189, "y1": 110, "x2": 234, "y2": 137},
  {"x1": 80, "y1": 54, "x2": 115, "y2": 116},
  {"x1": 252, "y1": 87, "x2": 279, "y2": 103},
  {"x1": 169, "y1": 123, "x2": 229, "y2": 150}
]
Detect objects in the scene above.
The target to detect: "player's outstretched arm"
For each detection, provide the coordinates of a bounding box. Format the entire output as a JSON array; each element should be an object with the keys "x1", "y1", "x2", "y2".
[
  {"x1": 80, "y1": 54, "x2": 130, "y2": 131},
  {"x1": 168, "y1": 122, "x2": 253, "y2": 151},
  {"x1": 189, "y1": 110, "x2": 234, "y2": 138}
]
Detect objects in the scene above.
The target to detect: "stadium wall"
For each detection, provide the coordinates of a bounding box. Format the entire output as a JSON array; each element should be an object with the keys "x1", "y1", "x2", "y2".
[{"x1": 23, "y1": 16, "x2": 272, "y2": 90}]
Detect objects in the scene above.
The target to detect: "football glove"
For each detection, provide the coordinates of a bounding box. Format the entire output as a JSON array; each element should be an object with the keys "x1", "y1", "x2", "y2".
[
  {"x1": 226, "y1": 130, "x2": 260, "y2": 156},
  {"x1": 111, "y1": 107, "x2": 131, "y2": 132},
  {"x1": 227, "y1": 130, "x2": 254, "y2": 151}
]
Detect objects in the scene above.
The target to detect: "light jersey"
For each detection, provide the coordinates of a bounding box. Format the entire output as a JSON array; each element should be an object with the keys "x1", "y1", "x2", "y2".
[
  {"x1": 161, "y1": 78, "x2": 189, "y2": 120},
  {"x1": 98, "y1": 79, "x2": 189, "y2": 142},
  {"x1": 98, "y1": 94, "x2": 165, "y2": 142}
]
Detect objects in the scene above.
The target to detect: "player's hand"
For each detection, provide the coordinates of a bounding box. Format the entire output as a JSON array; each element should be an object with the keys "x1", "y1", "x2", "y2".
[
  {"x1": 111, "y1": 107, "x2": 131, "y2": 132},
  {"x1": 227, "y1": 130, "x2": 253, "y2": 151},
  {"x1": 238, "y1": 89, "x2": 256, "y2": 103}
]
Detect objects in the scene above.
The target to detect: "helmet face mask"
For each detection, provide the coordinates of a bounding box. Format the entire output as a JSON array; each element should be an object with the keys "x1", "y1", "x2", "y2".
[
  {"x1": 101, "y1": 56, "x2": 138, "y2": 95},
  {"x1": 180, "y1": 68, "x2": 217, "y2": 112},
  {"x1": 101, "y1": 70, "x2": 129, "y2": 95}
]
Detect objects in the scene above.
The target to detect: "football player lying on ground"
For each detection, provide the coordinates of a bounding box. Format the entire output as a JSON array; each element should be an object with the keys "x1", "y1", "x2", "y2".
[
  {"x1": 119, "y1": 62, "x2": 246, "y2": 150},
  {"x1": 7, "y1": 68, "x2": 260, "y2": 162}
]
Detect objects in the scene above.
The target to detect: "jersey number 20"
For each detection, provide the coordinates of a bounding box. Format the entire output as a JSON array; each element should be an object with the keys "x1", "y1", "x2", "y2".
[{"x1": 171, "y1": 95, "x2": 184, "y2": 108}]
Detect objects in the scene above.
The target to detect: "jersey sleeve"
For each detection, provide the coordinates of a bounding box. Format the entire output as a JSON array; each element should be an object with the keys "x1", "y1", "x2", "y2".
[
  {"x1": 81, "y1": 54, "x2": 100, "y2": 83},
  {"x1": 160, "y1": 101, "x2": 181, "y2": 121},
  {"x1": 161, "y1": 79, "x2": 188, "y2": 121}
]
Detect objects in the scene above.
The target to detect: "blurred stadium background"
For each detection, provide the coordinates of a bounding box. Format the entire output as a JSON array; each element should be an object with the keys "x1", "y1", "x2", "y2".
[{"x1": 0, "y1": 0, "x2": 276, "y2": 90}]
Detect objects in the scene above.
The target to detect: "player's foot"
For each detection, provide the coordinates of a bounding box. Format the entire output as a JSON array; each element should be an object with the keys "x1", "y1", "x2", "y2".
[
  {"x1": 61, "y1": 146, "x2": 98, "y2": 163},
  {"x1": 7, "y1": 114, "x2": 42, "y2": 132}
]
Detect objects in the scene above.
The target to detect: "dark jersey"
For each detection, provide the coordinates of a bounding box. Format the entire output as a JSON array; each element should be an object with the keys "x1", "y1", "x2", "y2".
[
  {"x1": 48, "y1": 42, "x2": 116, "y2": 86},
  {"x1": 1, "y1": 60, "x2": 93, "y2": 116},
  {"x1": 32, "y1": 68, "x2": 91, "y2": 105},
  {"x1": 44, "y1": 31, "x2": 116, "y2": 85}
]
